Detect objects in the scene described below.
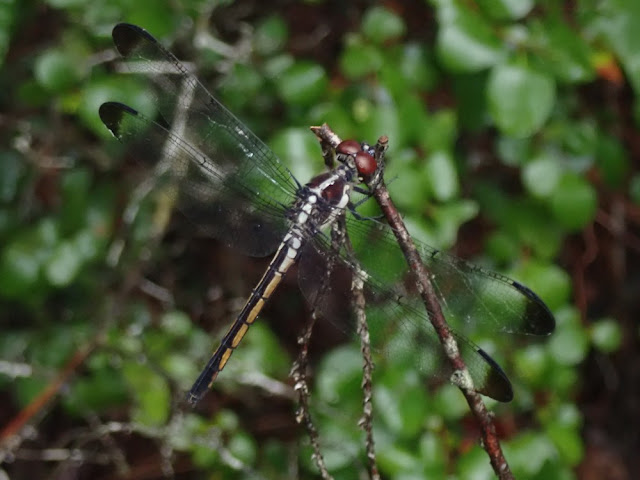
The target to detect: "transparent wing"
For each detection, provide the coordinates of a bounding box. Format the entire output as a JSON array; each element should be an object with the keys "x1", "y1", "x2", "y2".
[
  {"x1": 100, "y1": 102, "x2": 289, "y2": 255},
  {"x1": 343, "y1": 216, "x2": 555, "y2": 336},
  {"x1": 298, "y1": 216, "x2": 554, "y2": 402},
  {"x1": 102, "y1": 23, "x2": 298, "y2": 256}
]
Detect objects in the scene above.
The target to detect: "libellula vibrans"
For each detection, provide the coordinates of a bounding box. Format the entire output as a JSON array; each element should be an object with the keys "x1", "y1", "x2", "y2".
[{"x1": 99, "y1": 23, "x2": 555, "y2": 406}]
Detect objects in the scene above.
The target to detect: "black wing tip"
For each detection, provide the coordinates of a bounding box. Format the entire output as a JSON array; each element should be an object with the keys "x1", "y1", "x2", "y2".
[
  {"x1": 477, "y1": 348, "x2": 514, "y2": 403},
  {"x1": 512, "y1": 281, "x2": 556, "y2": 336},
  {"x1": 99, "y1": 102, "x2": 139, "y2": 137},
  {"x1": 112, "y1": 23, "x2": 157, "y2": 56}
]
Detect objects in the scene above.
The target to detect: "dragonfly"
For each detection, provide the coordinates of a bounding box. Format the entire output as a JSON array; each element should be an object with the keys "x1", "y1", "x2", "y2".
[{"x1": 99, "y1": 23, "x2": 555, "y2": 406}]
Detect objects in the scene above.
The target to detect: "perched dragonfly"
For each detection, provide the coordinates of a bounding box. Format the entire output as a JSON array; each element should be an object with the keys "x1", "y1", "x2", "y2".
[{"x1": 99, "y1": 23, "x2": 555, "y2": 406}]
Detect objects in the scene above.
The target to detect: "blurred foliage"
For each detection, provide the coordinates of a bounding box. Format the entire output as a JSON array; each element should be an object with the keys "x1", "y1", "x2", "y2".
[{"x1": 0, "y1": 0, "x2": 637, "y2": 479}]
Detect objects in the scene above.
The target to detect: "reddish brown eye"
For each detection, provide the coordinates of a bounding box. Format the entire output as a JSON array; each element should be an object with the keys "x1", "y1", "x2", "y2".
[
  {"x1": 336, "y1": 139, "x2": 361, "y2": 155},
  {"x1": 355, "y1": 151, "x2": 377, "y2": 177}
]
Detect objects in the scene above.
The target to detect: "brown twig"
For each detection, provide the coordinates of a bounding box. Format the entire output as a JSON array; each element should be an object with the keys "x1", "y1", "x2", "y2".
[
  {"x1": 311, "y1": 124, "x2": 514, "y2": 479},
  {"x1": 341, "y1": 220, "x2": 380, "y2": 480},
  {"x1": 0, "y1": 342, "x2": 96, "y2": 449},
  {"x1": 291, "y1": 312, "x2": 333, "y2": 480}
]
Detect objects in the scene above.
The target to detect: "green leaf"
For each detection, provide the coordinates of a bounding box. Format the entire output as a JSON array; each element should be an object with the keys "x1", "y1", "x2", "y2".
[
  {"x1": 434, "y1": 3, "x2": 504, "y2": 72},
  {"x1": 485, "y1": 231, "x2": 520, "y2": 264},
  {"x1": 529, "y1": 17, "x2": 595, "y2": 84},
  {"x1": 315, "y1": 346, "x2": 363, "y2": 408},
  {"x1": 219, "y1": 63, "x2": 265, "y2": 110},
  {"x1": 376, "y1": 372, "x2": 429, "y2": 438},
  {"x1": 269, "y1": 127, "x2": 321, "y2": 181},
  {"x1": 496, "y1": 136, "x2": 533, "y2": 167},
  {"x1": 339, "y1": 37, "x2": 384, "y2": 79},
  {"x1": 386, "y1": 162, "x2": 432, "y2": 212},
  {"x1": 550, "y1": 173, "x2": 597, "y2": 231},
  {"x1": 228, "y1": 432, "x2": 258, "y2": 465},
  {"x1": 396, "y1": 43, "x2": 437, "y2": 91},
  {"x1": 253, "y1": 15, "x2": 288, "y2": 56},
  {"x1": 419, "y1": 432, "x2": 447, "y2": 474},
  {"x1": 420, "y1": 109, "x2": 458, "y2": 152},
  {"x1": 276, "y1": 61, "x2": 328, "y2": 106},
  {"x1": 596, "y1": 134, "x2": 630, "y2": 188},
  {"x1": 547, "y1": 422, "x2": 584, "y2": 466},
  {"x1": 590, "y1": 317, "x2": 622, "y2": 353},
  {"x1": 432, "y1": 384, "x2": 468, "y2": 420},
  {"x1": 428, "y1": 200, "x2": 479, "y2": 247},
  {"x1": 522, "y1": 154, "x2": 562, "y2": 199},
  {"x1": 362, "y1": 6, "x2": 406, "y2": 44},
  {"x1": 34, "y1": 48, "x2": 85, "y2": 92},
  {"x1": 123, "y1": 362, "x2": 170, "y2": 426},
  {"x1": 63, "y1": 368, "x2": 127, "y2": 414},
  {"x1": 0, "y1": 0, "x2": 18, "y2": 67},
  {"x1": 0, "y1": 219, "x2": 60, "y2": 298},
  {"x1": 376, "y1": 445, "x2": 423, "y2": 476},
  {"x1": 504, "y1": 432, "x2": 557, "y2": 476},
  {"x1": 60, "y1": 168, "x2": 91, "y2": 233},
  {"x1": 457, "y1": 446, "x2": 494, "y2": 479},
  {"x1": 45, "y1": 240, "x2": 83, "y2": 287},
  {"x1": 476, "y1": 0, "x2": 533, "y2": 20},
  {"x1": 46, "y1": 0, "x2": 86, "y2": 6},
  {"x1": 452, "y1": 72, "x2": 488, "y2": 131},
  {"x1": 160, "y1": 310, "x2": 193, "y2": 337},
  {"x1": 425, "y1": 150, "x2": 459, "y2": 202},
  {"x1": 514, "y1": 344, "x2": 553, "y2": 387},
  {"x1": 487, "y1": 64, "x2": 556, "y2": 138},
  {"x1": 548, "y1": 308, "x2": 589, "y2": 366},
  {"x1": 360, "y1": 102, "x2": 401, "y2": 151}
]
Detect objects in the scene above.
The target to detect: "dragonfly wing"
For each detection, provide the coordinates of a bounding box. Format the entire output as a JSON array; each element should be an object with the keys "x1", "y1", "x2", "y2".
[
  {"x1": 342, "y1": 216, "x2": 555, "y2": 338},
  {"x1": 101, "y1": 23, "x2": 297, "y2": 256},
  {"x1": 298, "y1": 227, "x2": 515, "y2": 402},
  {"x1": 100, "y1": 101, "x2": 288, "y2": 256}
]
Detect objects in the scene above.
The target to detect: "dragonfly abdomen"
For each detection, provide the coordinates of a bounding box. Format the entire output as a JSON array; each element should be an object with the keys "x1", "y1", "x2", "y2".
[{"x1": 186, "y1": 230, "x2": 304, "y2": 405}]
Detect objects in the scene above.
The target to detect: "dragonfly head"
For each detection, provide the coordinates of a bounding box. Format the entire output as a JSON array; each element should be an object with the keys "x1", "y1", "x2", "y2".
[{"x1": 336, "y1": 139, "x2": 377, "y2": 182}]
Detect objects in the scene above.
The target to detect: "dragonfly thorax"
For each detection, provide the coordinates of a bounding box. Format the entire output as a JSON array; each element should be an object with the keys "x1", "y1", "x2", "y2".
[{"x1": 287, "y1": 167, "x2": 353, "y2": 235}]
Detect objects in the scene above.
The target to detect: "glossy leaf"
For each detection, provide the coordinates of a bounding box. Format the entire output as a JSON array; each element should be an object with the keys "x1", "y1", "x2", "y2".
[
  {"x1": 522, "y1": 154, "x2": 562, "y2": 198},
  {"x1": 34, "y1": 49, "x2": 85, "y2": 92},
  {"x1": 339, "y1": 37, "x2": 384, "y2": 79},
  {"x1": 253, "y1": 15, "x2": 288, "y2": 56},
  {"x1": 434, "y1": 1, "x2": 504, "y2": 72},
  {"x1": 528, "y1": 17, "x2": 595, "y2": 84},
  {"x1": 548, "y1": 308, "x2": 589, "y2": 366},
  {"x1": 477, "y1": 0, "x2": 533, "y2": 20},
  {"x1": 550, "y1": 173, "x2": 598, "y2": 231},
  {"x1": 276, "y1": 61, "x2": 328, "y2": 106},
  {"x1": 487, "y1": 64, "x2": 556, "y2": 138},
  {"x1": 362, "y1": 6, "x2": 406, "y2": 44},
  {"x1": 425, "y1": 150, "x2": 459, "y2": 202},
  {"x1": 590, "y1": 318, "x2": 623, "y2": 354},
  {"x1": 504, "y1": 432, "x2": 557, "y2": 477}
]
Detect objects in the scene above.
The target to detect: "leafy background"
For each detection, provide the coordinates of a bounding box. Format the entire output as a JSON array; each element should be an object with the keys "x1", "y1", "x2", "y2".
[{"x1": 0, "y1": 0, "x2": 637, "y2": 478}]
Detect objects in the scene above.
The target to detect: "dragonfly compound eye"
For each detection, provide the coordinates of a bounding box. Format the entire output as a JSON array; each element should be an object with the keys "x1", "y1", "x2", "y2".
[
  {"x1": 336, "y1": 139, "x2": 361, "y2": 156},
  {"x1": 355, "y1": 151, "x2": 377, "y2": 177}
]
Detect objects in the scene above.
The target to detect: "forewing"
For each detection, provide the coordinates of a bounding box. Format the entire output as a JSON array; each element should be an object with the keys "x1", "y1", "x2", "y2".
[{"x1": 102, "y1": 23, "x2": 297, "y2": 256}]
